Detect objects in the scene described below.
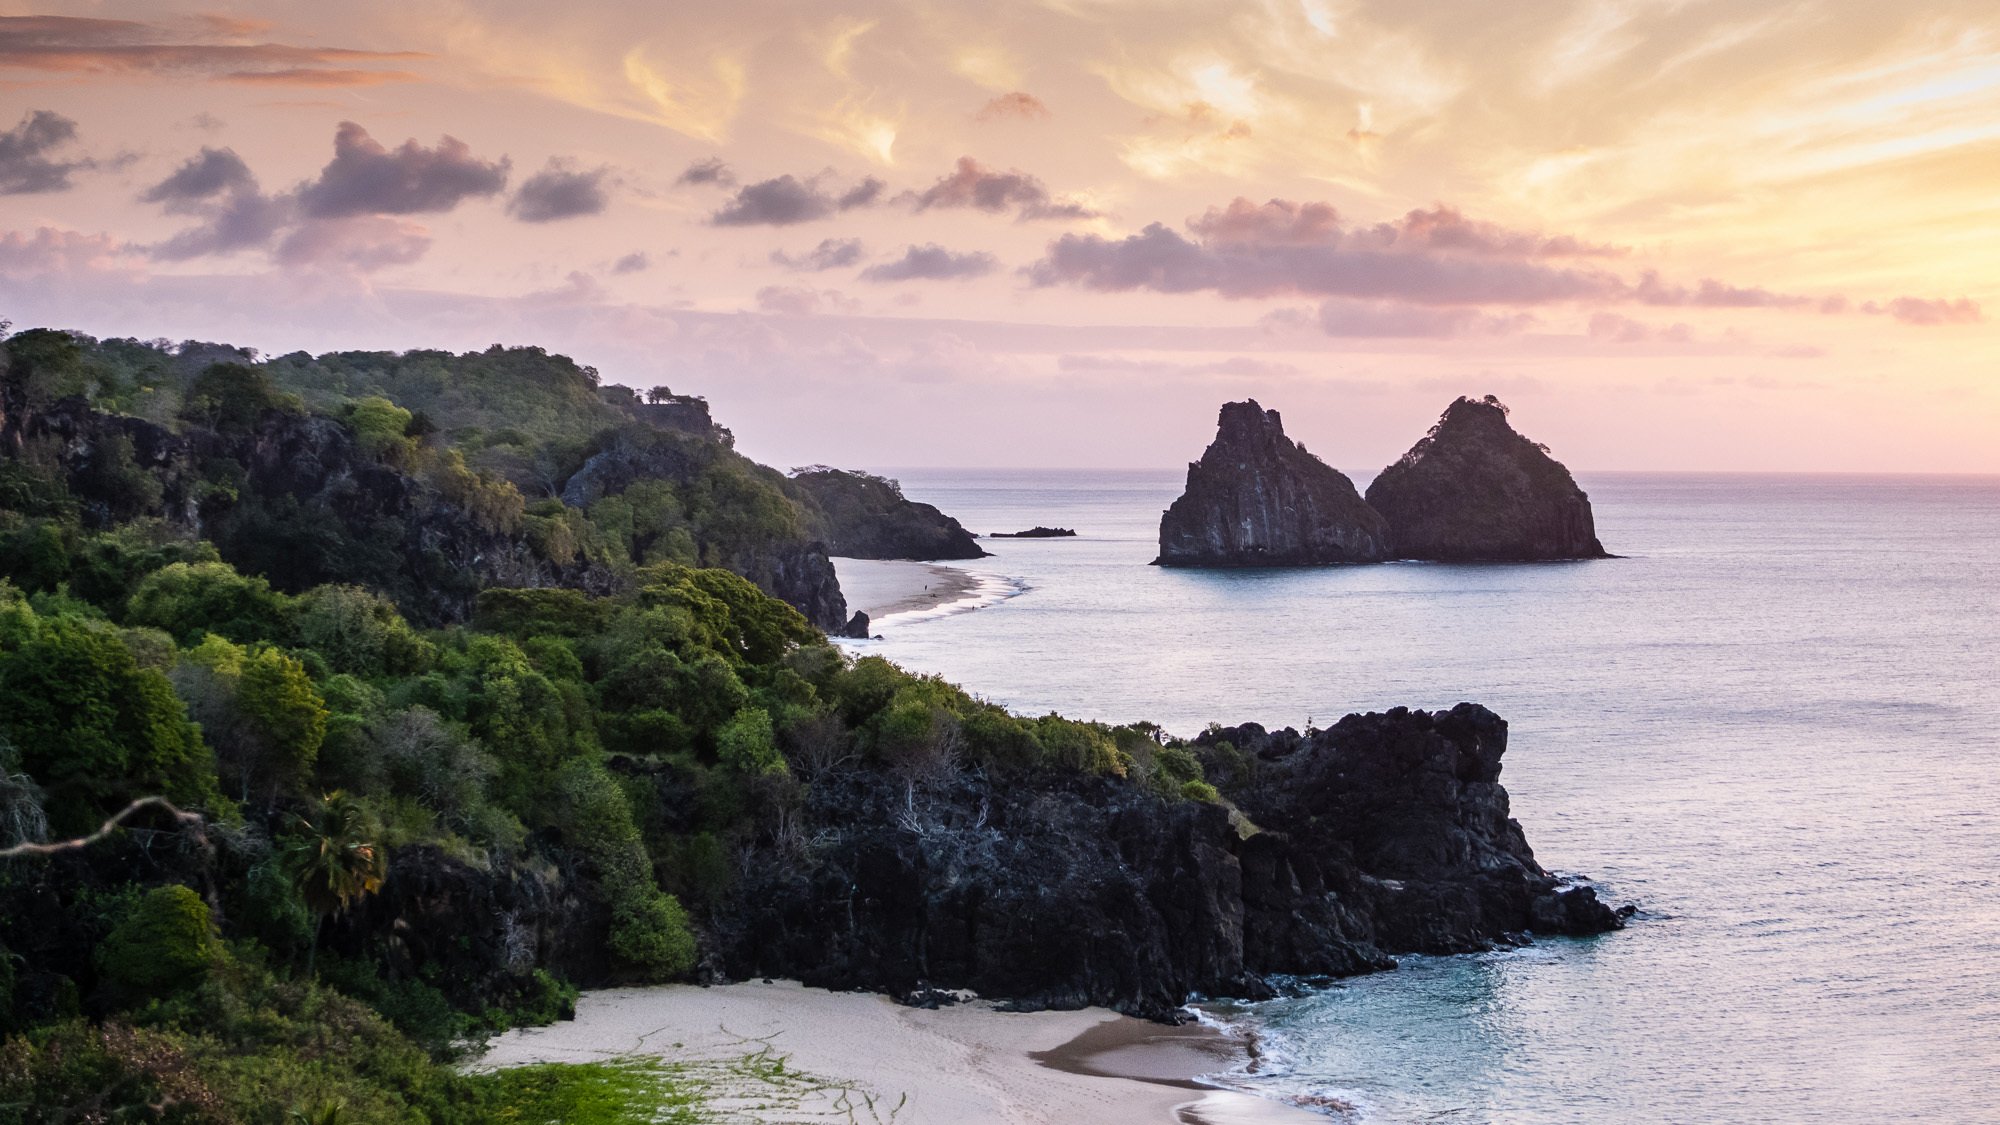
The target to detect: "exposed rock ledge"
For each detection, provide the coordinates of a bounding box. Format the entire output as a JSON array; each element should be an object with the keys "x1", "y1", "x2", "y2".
[
  {"x1": 1366, "y1": 395, "x2": 1608, "y2": 561},
  {"x1": 1156, "y1": 400, "x2": 1390, "y2": 567}
]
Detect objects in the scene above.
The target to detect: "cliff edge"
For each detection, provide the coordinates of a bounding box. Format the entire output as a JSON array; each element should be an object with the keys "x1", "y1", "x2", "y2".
[
  {"x1": 1157, "y1": 400, "x2": 1389, "y2": 566},
  {"x1": 1366, "y1": 396, "x2": 1607, "y2": 561}
]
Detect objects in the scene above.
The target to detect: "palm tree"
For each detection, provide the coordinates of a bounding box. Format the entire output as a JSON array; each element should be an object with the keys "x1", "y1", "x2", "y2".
[{"x1": 285, "y1": 791, "x2": 386, "y2": 977}]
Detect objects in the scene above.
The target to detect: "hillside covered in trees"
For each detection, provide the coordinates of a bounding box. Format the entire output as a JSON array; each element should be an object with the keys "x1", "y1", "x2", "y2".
[{"x1": 0, "y1": 325, "x2": 1618, "y2": 1122}]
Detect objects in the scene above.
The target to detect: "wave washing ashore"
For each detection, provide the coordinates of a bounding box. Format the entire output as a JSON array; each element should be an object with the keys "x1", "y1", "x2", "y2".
[
  {"x1": 477, "y1": 980, "x2": 1324, "y2": 1124},
  {"x1": 832, "y1": 556, "x2": 1029, "y2": 630}
]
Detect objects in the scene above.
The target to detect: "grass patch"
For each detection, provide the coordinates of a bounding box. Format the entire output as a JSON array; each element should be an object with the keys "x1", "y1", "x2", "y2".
[{"x1": 471, "y1": 1059, "x2": 704, "y2": 1124}]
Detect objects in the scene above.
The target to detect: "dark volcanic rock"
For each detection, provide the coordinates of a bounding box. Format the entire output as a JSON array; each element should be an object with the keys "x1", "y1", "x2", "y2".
[
  {"x1": 6, "y1": 397, "x2": 616, "y2": 624},
  {"x1": 1366, "y1": 396, "x2": 1608, "y2": 561},
  {"x1": 711, "y1": 703, "x2": 1621, "y2": 1019},
  {"x1": 838, "y1": 610, "x2": 871, "y2": 638},
  {"x1": 788, "y1": 468, "x2": 986, "y2": 561},
  {"x1": 991, "y1": 527, "x2": 1076, "y2": 538},
  {"x1": 1157, "y1": 400, "x2": 1389, "y2": 567}
]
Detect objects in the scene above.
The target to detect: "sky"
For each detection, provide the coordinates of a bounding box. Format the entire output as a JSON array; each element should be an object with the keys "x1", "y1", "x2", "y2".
[{"x1": 0, "y1": 1, "x2": 1996, "y2": 472}]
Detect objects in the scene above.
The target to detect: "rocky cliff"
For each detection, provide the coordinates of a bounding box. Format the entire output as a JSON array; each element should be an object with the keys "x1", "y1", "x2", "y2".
[
  {"x1": 1157, "y1": 400, "x2": 1389, "y2": 566},
  {"x1": 1366, "y1": 396, "x2": 1607, "y2": 561},
  {"x1": 787, "y1": 469, "x2": 986, "y2": 561},
  {"x1": 559, "y1": 427, "x2": 847, "y2": 630},
  {"x1": 5, "y1": 397, "x2": 616, "y2": 624},
  {"x1": 707, "y1": 703, "x2": 1622, "y2": 1019}
]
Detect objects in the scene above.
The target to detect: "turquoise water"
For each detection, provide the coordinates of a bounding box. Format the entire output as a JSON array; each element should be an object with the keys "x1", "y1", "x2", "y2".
[{"x1": 852, "y1": 470, "x2": 2000, "y2": 1124}]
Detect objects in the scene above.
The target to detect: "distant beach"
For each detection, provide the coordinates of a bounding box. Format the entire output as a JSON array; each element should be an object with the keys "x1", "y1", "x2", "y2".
[
  {"x1": 476, "y1": 980, "x2": 1322, "y2": 1124},
  {"x1": 832, "y1": 557, "x2": 1026, "y2": 628}
]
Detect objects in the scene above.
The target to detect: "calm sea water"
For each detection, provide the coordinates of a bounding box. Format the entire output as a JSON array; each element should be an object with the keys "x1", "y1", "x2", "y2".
[{"x1": 847, "y1": 469, "x2": 2000, "y2": 1124}]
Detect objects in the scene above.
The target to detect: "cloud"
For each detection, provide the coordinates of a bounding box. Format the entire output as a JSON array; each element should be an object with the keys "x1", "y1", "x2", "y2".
[
  {"x1": 0, "y1": 109, "x2": 91, "y2": 195},
  {"x1": 1588, "y1": 312, "x2": 1692, "y2": 343},
  {"x1": 1027, "y1": 196, "x2": 1841, "y2": 318},
  {"x1": 1056, "y1": 354, "x2": 1299, "y2": 379},
  {"x1": 508, "y1": 159, "x2": 611, "y2": 222},
  {"x1": 0, "y1": 14, "x2": 425, "y2": 85},
  {"x1": 295, "y1": 122, "x2": 509, "y2": 220},
  {"x1": 771, "y1": 238, "x2": 866, "y2": 271},
  {"x1": 860, "y1": 244, "x2": 999, "y2": 282},
  {"x1": 1876, "y1": 296, "x2": 1982, "y2": 326},
  {"x1": 1631, "y1": 271, "x2": 1811, "y2": 309},
  {"x1": 276, "y1": 215, "x2": 430, "y2": 271},
  {"x1": 1028, "y1": 220, "x2": 1620, "y2": 304},
  {"x1": 140, "y1": 146, "x2": 255, "y2": 206},
  {"x1": 611, "y1": 251, "x2": 650, "y2": 274},
  {"x1": 909, "y1": 157, "x2": 1095, "y2": 221},
  {"x1": 676, "y1": 157, "x2": 734, "y2": 187},
  {"x1": 140, "y1": 122, "x2": 507, "y2": 271},
  {"x1": 140, "y1": 147, "x2": 289, "y2": 260},
  {"x1": 710, "y1": 173, "x2": 881, "y2": 226},
  {"x1": 1317, "y1": 300, "x2": 1537, "y2": 338},
  {"x1": 755, "y1": 285, "x2": 856, "y2": 316},
  {"x1": 976, "y1": 92, "x2": 1051, "y2": 121},
  {"x1": 0, "y1": 227, "x2": 135, "y2": 278}
]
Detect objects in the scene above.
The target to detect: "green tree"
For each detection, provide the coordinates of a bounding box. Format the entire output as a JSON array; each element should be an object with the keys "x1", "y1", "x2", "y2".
[
  {"x1": 127, "y1": 559, "x2": 293, "y2": 645},
  {"x1": 180, "y1": 362, "x2": 295, "y2": 432},
  {"x1": 716, "y1": 707, "x2": 784, "y2": 776},
  {"x1": 97, "y1": 885, "x2": 223, "y2": 1005},
  {"x1": 0, "y1": 610, "x2": 221, "y2": 834},
  {"x1": 285, "y1": 791, "x2": 387, "y2": 976}
]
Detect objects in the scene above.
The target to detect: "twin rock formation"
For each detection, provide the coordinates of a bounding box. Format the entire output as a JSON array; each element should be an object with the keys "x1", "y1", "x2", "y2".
[{"x1": 1158, "y1": 396, "x2": 1607, "y2": 566}]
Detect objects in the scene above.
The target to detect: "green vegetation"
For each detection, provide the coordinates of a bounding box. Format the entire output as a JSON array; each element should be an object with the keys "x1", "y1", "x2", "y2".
[{"x1": 0, "y1": 324, "x2": 1221, "y2": 1121}]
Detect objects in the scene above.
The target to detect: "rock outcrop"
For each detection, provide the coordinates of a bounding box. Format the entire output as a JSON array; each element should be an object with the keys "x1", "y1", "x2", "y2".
[
  {"x1": 5, "y1": 397, "x2": 617, "y2": 624},
  {"x1": 788, "y1": 469, "x2": 986, "y2": 561},
  {"x1": 1366, "y1": 396, "x2": 1607, "y2": 561},
  {"x1": 991, "y1": 527, "x2": 1076, "y2": 538},
  {"x1": 1157, "y1": 401, "x2": 1389, "y2": 566},
  {"x1": 709, "y1": 703, "x2": 1623, "y2": 1019}
]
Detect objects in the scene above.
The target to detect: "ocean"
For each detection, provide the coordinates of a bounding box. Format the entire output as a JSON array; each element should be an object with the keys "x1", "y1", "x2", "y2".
[{"x1": 846, "y1": 469, "x2": 2000, "y2": 1124}]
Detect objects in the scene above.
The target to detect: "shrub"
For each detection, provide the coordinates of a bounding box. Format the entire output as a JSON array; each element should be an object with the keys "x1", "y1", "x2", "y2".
[
  {"x1": 98, "y1": 885, "x2": 223, "y2": 1004},
  {"x1": 127, "y1": 560, "x2": 292, "y2": 645},
  {"x1": 556, "y1": 761, "x2": 695, "y2": 979},
  {"x1": 715, "y1": 707, "x2": 784, "y2": 776},
  {"x1": 1180, "y1": 780, "x2": 1221, "y2": 803}
]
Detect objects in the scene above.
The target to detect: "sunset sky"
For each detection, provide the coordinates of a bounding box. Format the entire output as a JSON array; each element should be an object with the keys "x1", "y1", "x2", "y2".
[{"x1": 1, "y1": 1, "x2": 1995, "y2": 471}]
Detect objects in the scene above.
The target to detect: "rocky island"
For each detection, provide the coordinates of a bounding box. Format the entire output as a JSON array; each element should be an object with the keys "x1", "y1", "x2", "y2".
[
  {"x1": 1156, "y1": 400, "x2": 1390, "y2": 566},
  {"x1": 991, "y1": 526, "x2": 1077, "y2": 538},
  {"x1": 1367, "y1": 395, "x2": 1609, "y2": 561}
]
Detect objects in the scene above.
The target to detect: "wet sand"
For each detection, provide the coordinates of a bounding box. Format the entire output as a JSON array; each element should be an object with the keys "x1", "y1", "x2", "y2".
[
  {"x1": 476, "y1": 980, "x2": 1323, "y2": 1124},
  {"x1": 833, "y1": 557, "x2": 983, "y2": 619}
]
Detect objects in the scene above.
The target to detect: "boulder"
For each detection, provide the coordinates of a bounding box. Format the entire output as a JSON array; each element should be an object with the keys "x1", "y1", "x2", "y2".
[
  {"x1": 1157, "y1": 401, "x2": 1389, "y2": 566},
  {"x1": 1366, "y1": 396, "x2": 1608, "y2": 561}
]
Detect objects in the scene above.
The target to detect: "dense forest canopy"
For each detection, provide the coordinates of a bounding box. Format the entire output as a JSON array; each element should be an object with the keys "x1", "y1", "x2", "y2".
[{"x1": 0, "y1": 324, "x2": 1218, "y2": 1121}]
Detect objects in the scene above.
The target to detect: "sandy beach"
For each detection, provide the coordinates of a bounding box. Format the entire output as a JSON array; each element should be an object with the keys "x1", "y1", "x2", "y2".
[
  {"x1": 476, "y1": 980, "x2": 1324, "y2": 1124},
  {"x1": 833, "y1": 557, "x2": 986, "y2": 620}
]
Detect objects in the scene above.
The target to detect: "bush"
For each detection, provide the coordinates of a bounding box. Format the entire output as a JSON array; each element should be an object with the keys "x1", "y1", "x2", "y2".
[
  {"x1": 127, "y1": 560, "x2": 292, "y2": 645},
  {"x1": 293, "y1": 584, "x2": 433, "y2": 676},
  {"x1": 556, "y1": 761, "x2": 695, "y2": 979},
  {"x1": 1180, "y1": 780, "x2": 1221, "y2": 803},
  {"x1": 98, "y1": 885, "x2": 223, "y2": 1005},
  {"x1": 715, "y1": 707, "x2": 784, "y2": 776}
]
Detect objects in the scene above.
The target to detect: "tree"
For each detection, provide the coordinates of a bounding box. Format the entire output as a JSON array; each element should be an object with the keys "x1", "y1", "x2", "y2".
[
  {"x1": 179, "y1": 362, "x2": 294, "y2": 432},
  {"x1": 284, "y1": 791, "x2": 386, "y2": 976},
  {"x1": 97, "y1": 885, "x2": 223, "y2": 1004},
  {"x1": 0, "y1": 611, "x2": 221, "y2": 835}
]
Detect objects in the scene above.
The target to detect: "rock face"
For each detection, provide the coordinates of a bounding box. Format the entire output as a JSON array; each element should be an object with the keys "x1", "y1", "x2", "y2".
[
  {"x1": 5, "y1": 398, "x2": 617, "y2": 624},
  {"x1": 711, "y1": 703, "x2": 1623, "y2": 1019},
  {"x1": 1157, "y1": 401, "x2": 1389, "y2": 567},
  {"x1": 1366, "y1": 396, "x2": 1607, "y2": 561},
  {"x1": 788, "y1": 469, "x2": 986, "y2": 561}
]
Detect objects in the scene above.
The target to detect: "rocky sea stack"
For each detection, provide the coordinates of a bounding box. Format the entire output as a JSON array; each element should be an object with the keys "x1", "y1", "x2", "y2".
[
  {"x1": 1156, "y1": 400, "x2": 1389, "y2": 566},
  {"x1": 1366, "y1": 395, "x2": 1608, "y2": 561}
]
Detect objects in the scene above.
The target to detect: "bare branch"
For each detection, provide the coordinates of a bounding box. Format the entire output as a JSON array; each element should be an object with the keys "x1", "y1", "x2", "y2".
[{"x1": 0, "y1": 797, "x2": 205, "y2": 860}]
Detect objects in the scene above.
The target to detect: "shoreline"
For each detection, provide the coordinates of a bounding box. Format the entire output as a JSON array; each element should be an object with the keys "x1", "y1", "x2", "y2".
[
  {"x1": 475, "y1": 980, "x2": 1324, "y2": 1124},
  {"x1": 832, "y1": 556, "x2": 1024, "y2": 627}
]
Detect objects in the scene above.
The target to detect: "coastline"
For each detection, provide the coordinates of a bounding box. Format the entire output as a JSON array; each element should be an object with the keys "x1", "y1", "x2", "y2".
[
  {"x1": 475, "y1": 980, "x2": 1325, "y2": 1124},
  {"x1": 832, "y1": 556, "x2": 1025, "y2": 627}
]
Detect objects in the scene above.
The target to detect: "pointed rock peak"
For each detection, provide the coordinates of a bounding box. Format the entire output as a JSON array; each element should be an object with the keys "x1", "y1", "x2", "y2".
[
  {"x1": 1439, "y1": 394, "x2": 1510, "y2": 426},
  {"x1": 1215, "y1": 399, "x2": 1283, "y2": 443}
]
